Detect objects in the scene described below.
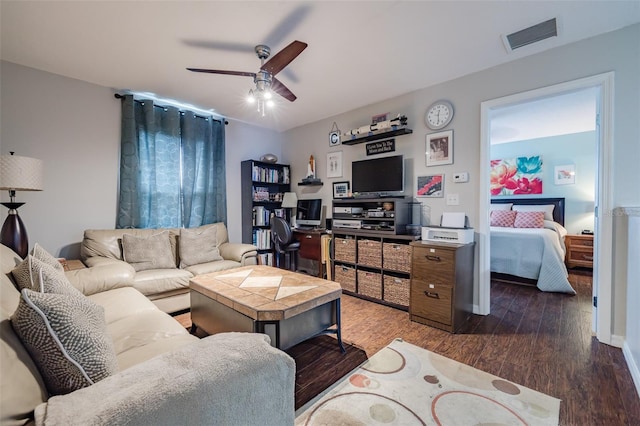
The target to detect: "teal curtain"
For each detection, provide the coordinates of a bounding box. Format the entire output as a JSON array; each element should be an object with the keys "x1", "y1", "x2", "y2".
[{"x1": 117, "y1": 95, "x2": 226, "y2": 229}]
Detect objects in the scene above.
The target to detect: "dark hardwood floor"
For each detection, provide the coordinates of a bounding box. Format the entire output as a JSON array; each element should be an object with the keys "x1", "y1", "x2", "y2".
[{"x1": 176, "y1": 270, "x2": 640, "y2": 424}]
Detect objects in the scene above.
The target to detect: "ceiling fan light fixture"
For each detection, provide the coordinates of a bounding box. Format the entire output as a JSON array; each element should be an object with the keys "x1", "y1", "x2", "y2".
[
  {"x1": 266, "y1": 99, "x2": 275, "y2": 108},
  {"x1": 247, "y1": 89, "x2": 256, "y2": 104}
]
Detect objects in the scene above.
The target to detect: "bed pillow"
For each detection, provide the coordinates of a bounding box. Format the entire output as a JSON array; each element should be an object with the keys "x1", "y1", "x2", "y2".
[
  {"x1": 490, "y1": 210, "x2": 517, "y2": 227},
  {"x1": 513, "y1": 204, "x2": 555, "y2": 221},
  {"x1": 490, "y1": 203, "x2": 513, "y2": 211},
  {"x1": 514, "y1": 211, "x2": 545, "y2": 228},
  {"x1": 11, "y1": 288, "x2": 118, "y2": 395},
  {"x1": 122, "y1": 231, "x2": 176, "y2": 271}
]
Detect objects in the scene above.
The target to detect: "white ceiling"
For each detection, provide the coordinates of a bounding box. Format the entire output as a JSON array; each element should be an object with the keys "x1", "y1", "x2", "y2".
[
  {"x1": 2, "y1": 1, "x2": 639, "y2": 133},
  {"x1": 490, "y1": 86, "x2": 599, "y2": 144}
]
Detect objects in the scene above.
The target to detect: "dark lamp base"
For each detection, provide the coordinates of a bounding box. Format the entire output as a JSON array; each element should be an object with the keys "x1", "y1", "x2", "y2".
[{"x1": 1, "y1": 203, "x2": 29, "y2": 259}]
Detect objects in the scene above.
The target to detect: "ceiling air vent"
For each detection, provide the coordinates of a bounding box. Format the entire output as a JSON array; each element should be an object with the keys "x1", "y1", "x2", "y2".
[{"x1": 503, "y1": 18, "x2": 558, "y2": 52}]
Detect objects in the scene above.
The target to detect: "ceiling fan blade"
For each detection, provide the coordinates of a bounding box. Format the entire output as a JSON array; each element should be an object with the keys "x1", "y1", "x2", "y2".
[
  {"x1": 187, "y1": 68, "x2": 256, "y2": 78},
  {"x1": 261, "y1": 40, "x2": 308, "y2": 76},
  {"x1": 262, "y1": 4, "x2": 312, "y2": 48},
  {"x1": 182, "y1": 40, "x2": 254, "y2": 53},
  {"x1": 271, "y1": 77, "x2": 297, "y2": 102}
]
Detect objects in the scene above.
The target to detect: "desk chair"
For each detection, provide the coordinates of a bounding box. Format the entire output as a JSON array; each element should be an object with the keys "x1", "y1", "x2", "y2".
[{"x1": 271, "y1": 217, "x2": 300, "y2": 271}]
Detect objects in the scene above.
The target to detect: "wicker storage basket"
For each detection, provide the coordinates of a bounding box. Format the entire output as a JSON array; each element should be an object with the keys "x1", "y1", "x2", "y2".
[
  {"x1": 334, "y1": 265, "x2": 356, "y2": 293},
  {"x1": 334, "y1": 237, "x2": 356, "y2": 263},
  {"x1": 383, "y1": 242, "x2": 412, "y2": 273},
  {"x1": 357, "y1": 239, "x2": 382, "y2": 268},
  {"x1": 383, "y1": 275, "x2": 410, "y2": 306},
  {"x1": 357, "y1": 270, "x2": 382, "y2": 299}
]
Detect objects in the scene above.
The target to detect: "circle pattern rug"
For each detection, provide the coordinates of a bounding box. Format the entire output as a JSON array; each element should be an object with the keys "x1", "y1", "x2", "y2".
[{"x1": 295, "y1": 338, "x2": 560, "y2": 425}]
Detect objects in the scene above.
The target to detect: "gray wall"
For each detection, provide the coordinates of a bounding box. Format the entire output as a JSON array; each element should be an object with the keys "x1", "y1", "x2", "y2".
[
  {"x1": 281, "y1": 24, "x2": 639, "y2": 367},
  {"x1": 0, "y1": 60, "x2": 281, "y2": 257}
]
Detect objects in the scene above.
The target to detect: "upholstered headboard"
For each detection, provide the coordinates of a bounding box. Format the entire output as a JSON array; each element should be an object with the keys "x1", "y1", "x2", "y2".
[{"x1": 491, "y1": 197, "x2": 565, "y2": 226}]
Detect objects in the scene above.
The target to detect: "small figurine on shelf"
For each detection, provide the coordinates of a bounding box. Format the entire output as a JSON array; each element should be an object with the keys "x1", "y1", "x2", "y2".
[
  {"x1": 302, "y1": 154, "x2": 321, "y2": 184},
  {"x1": 307, "y1": 155, "x2": 315, "y2": 178}
]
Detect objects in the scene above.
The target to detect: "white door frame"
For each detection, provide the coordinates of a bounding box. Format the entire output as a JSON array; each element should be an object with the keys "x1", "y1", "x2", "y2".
[{"x1": 478, "y1": 72, "x2": 615, "y2": 346}]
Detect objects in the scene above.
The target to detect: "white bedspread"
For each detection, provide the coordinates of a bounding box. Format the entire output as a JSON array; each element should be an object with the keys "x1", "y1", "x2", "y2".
[{"x1": 490, "y1": 224, "x2": 576, "y2": 294}]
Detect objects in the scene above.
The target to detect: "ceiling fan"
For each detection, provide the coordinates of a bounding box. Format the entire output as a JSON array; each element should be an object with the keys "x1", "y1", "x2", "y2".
[{"x1": 187, "y1": 40, "x2": 308, "y2": 114}]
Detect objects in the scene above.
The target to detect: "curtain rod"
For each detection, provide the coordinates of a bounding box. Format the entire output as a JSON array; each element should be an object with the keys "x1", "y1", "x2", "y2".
[{"x1": 114, "y1": 93, "x2": 228, "y2": 125}]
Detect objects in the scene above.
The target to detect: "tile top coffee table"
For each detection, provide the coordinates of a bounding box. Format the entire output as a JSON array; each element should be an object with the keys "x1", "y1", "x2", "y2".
[{"x1": 190, "y1": 265, "x2": 344, "y2": 351}]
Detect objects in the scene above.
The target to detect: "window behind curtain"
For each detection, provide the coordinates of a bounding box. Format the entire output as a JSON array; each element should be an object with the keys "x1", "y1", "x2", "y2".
[{"x1": 117, "y1": 95, "x2": 226, "y2": 229}]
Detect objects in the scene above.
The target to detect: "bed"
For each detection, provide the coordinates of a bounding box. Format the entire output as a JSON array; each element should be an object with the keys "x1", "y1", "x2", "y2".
[{"x1": 490, "y1": 197, "x2": 576, "y2": 294}]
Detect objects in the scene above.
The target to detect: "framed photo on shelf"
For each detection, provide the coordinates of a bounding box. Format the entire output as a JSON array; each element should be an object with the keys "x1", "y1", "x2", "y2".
[
  {"x1": 416, "y1": 174, "x2": 444, "y2": 198},
  {"x1": 327, "y1": 151, "x2": 343, "y2": 178},
  {"x1": 332, "y1": 181, "x2": 350, "y2": 199},
  {"x1": 426, "y1": 130, "x2": 453, "y2": 166}
]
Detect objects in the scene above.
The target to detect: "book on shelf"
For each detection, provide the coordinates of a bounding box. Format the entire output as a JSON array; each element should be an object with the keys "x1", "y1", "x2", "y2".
[
  {"x1": 252, "y1": 229, "x2": 272, "y2": 250},
  {"x1": 251, "y1": 164, "x2": 290, "y2": 184}
]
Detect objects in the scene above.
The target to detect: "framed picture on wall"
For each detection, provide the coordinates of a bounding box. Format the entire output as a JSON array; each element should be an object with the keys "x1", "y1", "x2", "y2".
[
  {"x1": 554, "y1": 164, "x2": 576, "y2": 185},
  {"x1": 327, "y1": 151, "x2": 343, "y2": 178},
  {"x1": 417, "y1": 174, "x2": 444, "y2": 198},
  {"x1": 426, "y1": 130, "x2": 453, "y2": 166}
]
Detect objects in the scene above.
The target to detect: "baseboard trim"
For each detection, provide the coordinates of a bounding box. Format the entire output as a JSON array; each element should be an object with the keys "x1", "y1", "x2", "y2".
[
  {"x1": 610, "y1": 334, "x2": 625, "y2": 348},
  {"x1": 622, "y1": 341, "x2": 640, "y2": 398},
  {"x1": 472, "y1": 304, "x2": 482, "y2": 315}
]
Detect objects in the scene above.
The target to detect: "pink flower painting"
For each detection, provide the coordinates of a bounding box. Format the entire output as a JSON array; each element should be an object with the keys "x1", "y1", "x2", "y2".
[{"x1": 490, "y1": 156, "x2": 543, "y2": 196}]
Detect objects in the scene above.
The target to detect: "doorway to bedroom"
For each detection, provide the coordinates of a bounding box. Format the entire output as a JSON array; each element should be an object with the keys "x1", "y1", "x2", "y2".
[{"x1": 479, "y1": 73, "x2": 615, "y2": 345}]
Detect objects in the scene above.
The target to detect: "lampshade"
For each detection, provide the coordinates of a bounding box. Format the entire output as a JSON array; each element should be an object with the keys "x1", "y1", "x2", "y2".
[
  {"x1": 281, "y1": 192, "x2": 298, "y2": 208},
  {"x1": 0, "y1": 154, "x2": 44, "y2": 191}
]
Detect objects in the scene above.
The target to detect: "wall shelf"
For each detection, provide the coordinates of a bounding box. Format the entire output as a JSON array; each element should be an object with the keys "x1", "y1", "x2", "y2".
[
  {"x1": 298, "y1": 181, "x2": 323, "y2": 186},
  {"x1": 341, "y1": 127, "x2": 413, "y2": 145}
]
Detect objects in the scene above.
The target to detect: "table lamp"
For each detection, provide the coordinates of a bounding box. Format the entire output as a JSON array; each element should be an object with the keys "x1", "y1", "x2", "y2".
[
  {"x1": 281, "y1": 192, "x2": 298, "y2": 227},
  {"x1": 0, "y1": 152, "x2": 43, "y2": 258}
]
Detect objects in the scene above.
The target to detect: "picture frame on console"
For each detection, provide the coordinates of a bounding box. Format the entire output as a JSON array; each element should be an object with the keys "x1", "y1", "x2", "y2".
[
  {"x1": 426, "y1": 130, "x2": 453, "y2": 167},
  {"x1": 333, "y1": 181, "x2": 350, "y2": 199}
]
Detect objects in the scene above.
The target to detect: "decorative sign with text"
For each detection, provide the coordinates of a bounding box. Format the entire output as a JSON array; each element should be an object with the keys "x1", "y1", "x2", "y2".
[{"x1": 366, "y1": 139, "x2": 395, "y2": 156}]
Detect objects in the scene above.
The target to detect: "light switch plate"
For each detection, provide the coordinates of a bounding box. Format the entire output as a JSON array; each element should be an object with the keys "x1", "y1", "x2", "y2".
[{"x1": 446, "y1": 193, "x2": 459, "y2": 206}]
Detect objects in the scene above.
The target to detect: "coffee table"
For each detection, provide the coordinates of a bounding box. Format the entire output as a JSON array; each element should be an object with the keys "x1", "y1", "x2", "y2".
[{"x1": 190, "y1": 265, "x2": 344, "y2": 351}]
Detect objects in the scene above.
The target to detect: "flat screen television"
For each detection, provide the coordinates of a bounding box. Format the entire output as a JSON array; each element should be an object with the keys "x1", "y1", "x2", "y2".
[
  {"x1": 296, "y1": 199, "x2": 324, "y2": 227},
  {"x1": 352, "y1": 155, "x2": 404, "y2": 195}
]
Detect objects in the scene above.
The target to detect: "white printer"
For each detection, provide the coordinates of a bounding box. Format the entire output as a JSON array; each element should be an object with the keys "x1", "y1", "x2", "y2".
[{"x1": 421, "y1": 212, "x2": 474, "y2": 244}]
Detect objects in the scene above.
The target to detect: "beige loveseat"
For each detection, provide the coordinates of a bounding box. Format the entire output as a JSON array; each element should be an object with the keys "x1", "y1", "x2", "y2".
[
  {"x1": 1, "y1": 243, "x2": 295, "y2": 425},
  {"x1": 80, "y1": 222, "x2": 258, "y2": 313}
]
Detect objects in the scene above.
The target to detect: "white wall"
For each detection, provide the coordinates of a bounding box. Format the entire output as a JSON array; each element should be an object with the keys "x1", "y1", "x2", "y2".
[
  {"x1": 624, "y1": 208, "x2": 640, "y2": 395},
  {"x1": 281, "y1": 24, "x2": 640, "y2": 343},
  {"x1": 0, "y1": 60, "x2": 280, "y2": 255}
]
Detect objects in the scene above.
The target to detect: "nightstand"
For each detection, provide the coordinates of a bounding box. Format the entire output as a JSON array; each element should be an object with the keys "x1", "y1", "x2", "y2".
[{"x1": 565, "y1": 234, "x2": 594, "y2": 269}]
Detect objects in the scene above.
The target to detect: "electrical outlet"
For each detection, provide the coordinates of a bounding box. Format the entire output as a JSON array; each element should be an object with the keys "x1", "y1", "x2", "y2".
[
  {"x1": 453, "y1": 172, "x2": 469, "y2": 183},
  {"x1": 446, "y1": 193, "x2": 459, "y2": 206}
]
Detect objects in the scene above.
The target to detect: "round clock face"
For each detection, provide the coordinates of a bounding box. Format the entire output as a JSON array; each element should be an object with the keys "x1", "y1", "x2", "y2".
[{"x1": 425, "y1": 100, "x2": 454, "y2": 130}]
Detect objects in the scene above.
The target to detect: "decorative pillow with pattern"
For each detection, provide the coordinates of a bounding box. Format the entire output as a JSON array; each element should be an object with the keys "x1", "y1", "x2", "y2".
[
  {"x1": 490, "y1": 210, "x2": 517, "y2": 227},
  {"x1": 10, "y1": 288, "x2": 118, "y2": 395},
  {"x1": 179, "y1": 226, "x2": 223, "y2": 267},
  {"x1": 514, "y1": 211, "x2": 545, "y2": 228},
  {"x1": 512, "y1": 204, "x2": 555, "y2": 221},
  {"x1": 11, "y1": 256, "x2": 83, "y2": 296},
  {"x1": 31, "y1": 243, "x2": 65, "y2": 274},
  {"x1": 122, "y1": 231, "x2": 176, "y2": 272}
]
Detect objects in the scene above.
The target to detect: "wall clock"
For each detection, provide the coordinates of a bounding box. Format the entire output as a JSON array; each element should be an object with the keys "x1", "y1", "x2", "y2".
[{"x1": 425, "y1": 100, "x2": 454, "y2": 130}]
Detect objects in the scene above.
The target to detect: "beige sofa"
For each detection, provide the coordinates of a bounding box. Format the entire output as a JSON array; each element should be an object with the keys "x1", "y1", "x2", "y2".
[
  {"x1": 1, "y1": 243, "x2": 295, "y2": 425},
  {"x1": 80, "y1": 222, "x2": 258, "y2": 313}
]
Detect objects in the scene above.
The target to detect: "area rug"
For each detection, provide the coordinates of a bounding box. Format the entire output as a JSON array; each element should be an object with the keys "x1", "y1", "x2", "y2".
[{"x1": 295, "y1": 338, "x2": 560, "y2": 425}]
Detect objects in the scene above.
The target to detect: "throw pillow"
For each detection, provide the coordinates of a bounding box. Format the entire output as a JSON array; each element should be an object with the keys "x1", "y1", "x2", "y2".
[
  {"x1": 31, "y1": 243, "x2": 65, "y2": 274},
  {"x1": 490, "y1": 210, "x2": 517, "y2": 227},
  {"x1": 11, "y1": 256, "x2": 83, "y2": 296},
  {"x1": 122, "y1": 231, "x2": 176, "y2": 272},
  {"x1": 512, "y1": 204, "x2": 555, "y2": 221},
  {"x1": 10, "y1": 288, "x2": 118, "y2": 395},
  {"x1": 179, "y1": 226, "x2": 223, "y2": 267},
  {"x1": 514, "y1": 211, "x2": 545, "y2": 228}
]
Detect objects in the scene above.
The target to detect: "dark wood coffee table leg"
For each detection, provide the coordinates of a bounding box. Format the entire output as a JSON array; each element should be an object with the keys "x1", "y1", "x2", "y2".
[{"x1": 335, "y1": 298, "x2": 345, "y2": 353}]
